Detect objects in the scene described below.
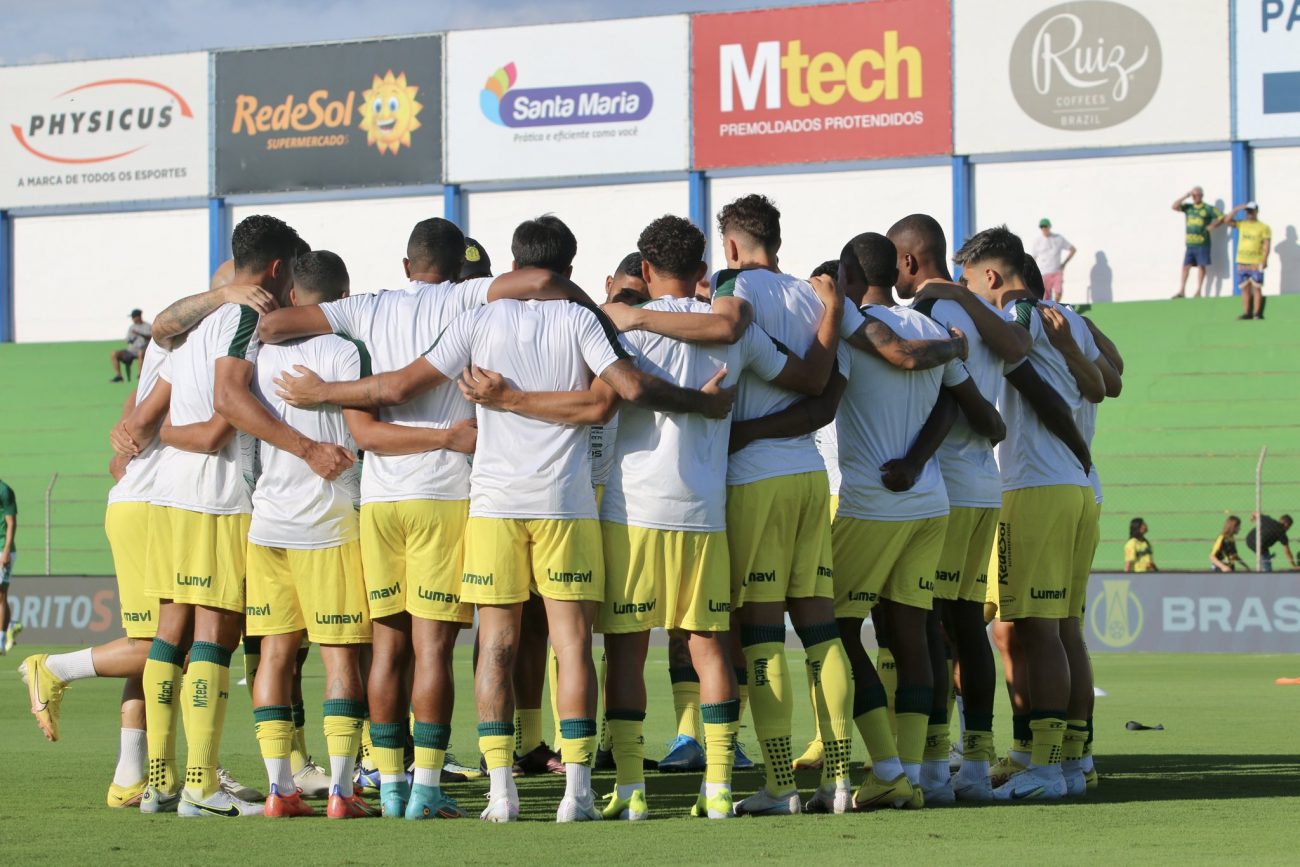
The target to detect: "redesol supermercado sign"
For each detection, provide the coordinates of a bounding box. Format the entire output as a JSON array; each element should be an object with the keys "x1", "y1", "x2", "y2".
[
  {"x1": 0, "y1": 53, "x2": 208, "y2": 208},
  {"x1": 215, "y1": 36, "x2": 441, "y2": 195},
  {"x1": 691, "y1": 0, "x2": 952, "y2": 169}
]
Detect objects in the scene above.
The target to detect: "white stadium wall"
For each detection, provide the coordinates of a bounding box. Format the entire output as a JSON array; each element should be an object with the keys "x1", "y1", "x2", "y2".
[
  {"x1": 973, "y1": 151, "x2": 1233, "y2": 303},
  {"x1": 463, "y1": 181, "x2": 689, "y2": 302},
  {"x1": 707, "y1": 166, "x2": 953, "y2": 278},
  {"x1": 1250, "y1": 148, "x2": 1300, "y2": 297},
  {"x1": 12, "y1": 208, "x2": 209, "y2": 343},
  {"x1": 229, "y1": 196, "x2": 444, "y2": 297}
]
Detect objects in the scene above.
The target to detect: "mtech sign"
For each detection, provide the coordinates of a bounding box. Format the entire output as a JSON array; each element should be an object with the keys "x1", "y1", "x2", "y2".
[
  {"x1": 215, "y1": 36, "x2": 441, "y2": 195},
  {"x1": 0, "y1": 53, "x2": 209, "y2": 208},
  {"x1": 692, "y1": 0, "x2": 952, "y2": 168}
]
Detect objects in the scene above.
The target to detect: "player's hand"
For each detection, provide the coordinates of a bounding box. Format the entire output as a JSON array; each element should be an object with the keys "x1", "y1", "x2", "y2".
[
  {"x1": 110, "y1": 421, "x2": 140, "y2": 457},
  {"x1": 109, "y1": 452, "x2": 130, "y2": 482},
  {"x1": 600, "y1": 302, "x2": 641, "y2": 333},
  {"x1": 948, "y1": 326, "x2": 969, "y2": 360},
  {"x1": 809, "y1": 273, "x2": 841, "y2": 307},
  {"x1": 220, "y1": 283, "x2": 278, "y2": 315},
  {"x1": 274, "y1": 365, "x2": 327, "y2": 408},
  {"x1": 302, "y1": 441, "x2": 356, "y2": 481},
  {"x1": 1039, "y1": 306, "x2": 1074, "y2": 351},
  {"x1": 458, "y1": 365, "x2": 516, "y2": 410},
  {"x1": 700, "y1": 367, "x2": 736, "y2": 420},
  {"x1": 445, "y1": 418, "x2": 478, "y2": 454},
  {"x1": 915, "y1": 279, "x2": 964, "y2": 302},
  {"x1": 879, "y1": 457, "x2": 921, "y2": 492}
]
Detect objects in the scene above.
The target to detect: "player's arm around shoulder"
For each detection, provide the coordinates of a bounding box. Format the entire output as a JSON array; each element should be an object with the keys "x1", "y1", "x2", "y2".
[
  {"x1": 843, "y1": 303, "x2": 968, "y2": 371},
  {"x1": 915, "y1": 279, "x2": 1030, "y2": 364},
  {"x1": 603, "y1": 291, "x2": 753, "y2": 345}
]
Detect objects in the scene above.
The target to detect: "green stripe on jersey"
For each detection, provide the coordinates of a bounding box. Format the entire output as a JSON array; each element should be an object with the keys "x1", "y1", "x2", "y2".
[
  {"x1": 711, "y1": 267, "x2": 742, "y2": 299},
  {"x1": 345, "y1": 338, "x2": 372, "y2": 379},
  {"x1": 1011, "y1": 298, "x2": 1037, "y2": 330},
  {"x1": 227, "y1": 304, "x2": 258, "y2": 359}
]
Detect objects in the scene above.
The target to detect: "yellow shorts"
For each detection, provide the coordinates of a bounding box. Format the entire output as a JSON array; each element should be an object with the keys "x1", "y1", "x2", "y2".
[
  {"x1": 595, "y1": 484, "x2": 605, "y2": 510},
  {"x1": 246, "y1": 541, "x2": 371, "y2": 644},
  {"x1": 829, "y1": 494, "x2": 839, "y2": 520},
  {"x1": 727, "y1": 472, "x2": 833, "y2": 606},
  {"x1": 462, "y1": 517, "x2": 604, "y2": 605},
  {"x1": 143, "y1": 504, "x2": 174, "y2": 600},
  {"x1": 1072, "y1": 499, "x2": 1102, "y2": 619},
  {"x1": 933, "y1": 507, "x2": 1000, "y2": 604},
  {"x1": 994, "y1": 485, "x2": 1089, "y2": 621},
  {"x1": 831, "y1": 515, "x2": 948, "y2": 618},
  {"x1": 105, "y1": 502, "x2": 159, "y2": 639},
  {"x1": 597, "y1": 523, "x2": 730, "y2": 634},
  {"x1": 360, "y1": 500, "x2": 471, "y2": 624},
  {"x1": 149, "y1": 508, "x2": 249, "y2": 613}
]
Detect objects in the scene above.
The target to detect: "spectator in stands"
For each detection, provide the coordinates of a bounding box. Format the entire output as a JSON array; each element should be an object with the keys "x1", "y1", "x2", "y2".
[
  {"x1": 1124, "y1": 517, "x2": 1158, "y2": 572},
  {"x1": 1172, "y1": 186, "x2": 1223, "y2": 299},
  {"x1": 109, "y1": 309, "x2": 152, "y2": 383},
  {"x1": 1031, "y1": 218, "x2": 1076, "y2": 302},
  {"x1": 0, "y1": 476, "x2": 20, "y2": 654},
  {"x1": 1245, "y1": 513, "x2": 1294, "y2": 572},
  {"x1": 1212, "y1": 203, "x2": 1272, "y2": 321},
  {"x1": 1209, "y1": 515, "x2": 1243, "y2": 572}
]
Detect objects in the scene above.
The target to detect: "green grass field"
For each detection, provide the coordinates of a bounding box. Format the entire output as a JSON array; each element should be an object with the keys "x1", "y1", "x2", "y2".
[{"x1": 4, "y1": 645, "x2": 1299, "y2": 864}]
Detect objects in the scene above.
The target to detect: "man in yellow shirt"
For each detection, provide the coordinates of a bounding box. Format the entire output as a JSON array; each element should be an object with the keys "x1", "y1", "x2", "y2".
[{"x1": 1215, "y1": 203, "x2": 1272, "y2": 320}]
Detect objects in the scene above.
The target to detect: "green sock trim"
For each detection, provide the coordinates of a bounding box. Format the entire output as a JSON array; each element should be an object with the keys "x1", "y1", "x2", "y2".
[
  {"x1": 894, "y1": 685, "x2": 932, "y2": 716},
  {"x1": 668, "y1": 666, "x2": 700, "y2": 684},
  {"x1": 323, "y1": 698, "x2": 367, "y2": 720},
  {"x1": 477, "y1": 721, "x2": 514, "y2": 738},
  {"x1": 1012, "y1": 714, "x2": 1032, "y2": 742},
  {"x1": 701, "y1": 699, "x2": 740, "y2": 724},
  {"x1": 371, "y1": 721, "x2": 405, "y2": 748},
  {"x1": 253, "y1": 704, "x2": 293, "y2": 723},
  {"x1": 148, "y1": 638, "x2": 185, "y2": 667},
  {"x1": 560, "y1": 718, "x2": 597, "y2": 739},
  {"x1": 853, "y1": 684, "x2": 888, "y2": 717},
  {"x1": 734, "y1": 667, "x2": 748, "y2": 686},
  {"x1": 413, "y1": 721, "x2": 451, "y2": 749},
  {"x1": 605, "y1": 709, "x2": 646, "y2": 722},
  {"x1": 794, "y1": 621, "x2": 839, "y2": 648},
  {"x1": 292, "y1": 701, "x2": 306, "y2": 729},
  {"x1": 964, "y1": 711, "x2": 994, "y2": 732},
  {"x1": 740, "y1": 624, "x2": 785, "y2": 647},
  {"x1": 189, "y1": 641, "x2": 232, "y2": 667}
]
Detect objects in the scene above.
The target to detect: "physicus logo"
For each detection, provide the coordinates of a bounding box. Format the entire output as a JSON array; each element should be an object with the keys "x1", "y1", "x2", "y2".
[
  {"x1": 1009, "y1": 1, "x2": 1161, "y2": 131},
  {"x1": 359, "y1": 70, "x2": 422, "y2": 155},
  {"x1": 1090, "y1": 578, "x2": 1144, "y2": 649},
  {"x1": 11, "y1": 78, "x2": 193, "y2": 164},
  {"x1": 479, "y1": 62, "x2": 652, "y2": 127}
]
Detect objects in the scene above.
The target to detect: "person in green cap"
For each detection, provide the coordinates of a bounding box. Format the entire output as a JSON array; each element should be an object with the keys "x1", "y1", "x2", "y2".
[{"x1": 1030, "y1": 218, "x2": 1075, "y2": 302}]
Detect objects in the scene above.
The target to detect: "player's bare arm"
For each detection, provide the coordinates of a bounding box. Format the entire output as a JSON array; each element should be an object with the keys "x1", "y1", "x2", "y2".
[
  {"x1": 459, "y1": 365, "x2": 621, "y2": 426},
  {"x1": 257, "y1": 305, "x2": 331, "y2": 345},
  {"x1": 151, "y1": 285, "x2": 276, "y2": 349},
  {"x1": 485, "y1": 267, "x2": 596, "y2": 308},
  {"x1": 275, "y1": 357, "x2": 449, "y2": 410},
  {"x1": 599, "y1": 358, "x2": 735, "y2": 419},
  {"x1": 110, "y1": 378, "x2": 172, "y2": 459},
  {"x1": 159, "y1": 413, "x2": 236, "y2": 455},
  {"x1": 1006, "y1": 361, "x2": 1091, "y2": 471},
  {"x1": 946, "y1": 377, "x2": 1006, "y2": 443},
  {"x1": 728, "y1": 373, "x2": 846, "y2": 454},
  {"x1": 880, "y1": 391, "x2": 958, "y2": 493},
  {"x1": 343, "y1": 408, "x2": 477, "y2": 456},
  {"x1": 914, "y1": 279, "x2": 1032, "y2": 363},
  {"x1": 214, "y1": 356, "x2": 355, "y2": 480},
  {"x1": 602, "y1": 293, "x2": 753, "y2": 345},
  {"x1": 845, "y1": 316, "x2": 968, "y2": 371},
  {"x1": 1085, "y1": 317, "x2": 1125, "y2": 376},
  {"x1": 1040, "y1": 307, "x2": 1106, "y2": 404}
]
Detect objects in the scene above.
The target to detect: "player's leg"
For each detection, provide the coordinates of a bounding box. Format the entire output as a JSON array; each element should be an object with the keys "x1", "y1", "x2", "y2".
[
  {"x1": 252, "y1": 631, "x2": 308, "y2": 816},
  {"x1": 407, "y1": 616, "x2": 466, "y2": 818},
  {"x1": 879, "y1": 599, "x2": 933, "y2": 794},
  {"x1": 946, "y1": 599, "x2": 996, "y2": 795},
  {"x1": 476, "y1": 603, "x2": 523, "y2": 821},
  {"x1": 178, "y1": 603, "x2": 249, "y2": 814},
  {"x1": 141, "y1": 600, "x2": 194, "y2": 809},
  {"x1": 113, "y1": 674, "x2": 147, "y2": 806},
  {"x1": 601, "y1": 630, "x2": 651, "y2": 820},
  {"x1": 544, "y1": 595, "x2": 601, "y2": 820},
  {"x1": 513, "y1": 594, "x2": 560, "y2": 774},
  {"x1": 688, "y1": 628, "x2": 740, "y2": 818},
  {"x1": 921, "y1": 609, "x2": 955, "y2": 800},
  {"x1": 659, "y1": 630, "x2": 705, "y2": 771},
  {"x1": 1061, "y1": 496, "x2": 1102, "y2": 795},
  {"x1": 319, "y1": 644, "x2": 373, "y2": 819}
]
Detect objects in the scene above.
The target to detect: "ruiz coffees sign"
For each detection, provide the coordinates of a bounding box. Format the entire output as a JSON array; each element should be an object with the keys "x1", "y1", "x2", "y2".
[
  {"x1": 0, "y1": 52, "x2": 209, "y2": 207},
  {"x1": 954, "y1": 0, "x2": 1229, "y2": 153}
]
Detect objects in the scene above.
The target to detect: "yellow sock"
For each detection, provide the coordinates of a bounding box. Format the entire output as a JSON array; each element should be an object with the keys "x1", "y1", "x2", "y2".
[
  {"x1": 478, "y1": 723, "x2": 514, "y2": 771},
  {"x1": 963, "y1": 730, "x2": 995, "y2": 763},
  {"x1": 323, "y1": 699, "x2": 365, "y2": 762},
  {"x1": 359, "y1": 718, "x2": 375, "y2": 770},
  {"x1": 1030, "y1": 715, "x2": 1067, "y2": 767},
  {"x1": 742, "y1": 627, "x2": 796, "y2": 794},
  {"x1": 143, "y1": 639, "x2": 184, "y2": 793},
  {"x1": 369, "y1": 721, "x2": 406, "y2": 777},
  {"x1": 1063, "y1": 719, "x2": 1087, "y2": 761},
  {"x1": 254, "y1": 707, "x2": 295, "y2": 794},
  {"x1": 547, "y1": 647, "x2": 562, "y2": 747},
  {"x1": 797, "y1": 624, "x2": 854, "y2": 787},
  {"x1": 182, "y1": 642, "x2": 232, "y2": 799},
  {"x1": 852, "y1": 683, "x2": 898, "y2": 765},
  {"x1": 598, "y1": 652, "x2": 613, "y2": 752},
  {"x1": 702, "y1": 699, "x2": 740, "y2": 787},
  {"x1": 894, "y1": 685, "x2": 932, "y2": 767},
  {"x1": 514, "y1": 708, "x2": 543, "y2": 753},
  {"x1": 924, "y1": 722, "x2": 951, "y2": 762},
  {"x1": 558, "y1": 718, "x2": 597, "y2": 766},
  {"x1": 607, "y1": 713, "x2": 645, "y2": 786},
  {"x1": 412, "y1": 721, "x2": 450, "y2": 789},
  {"x1": 877, "y1": 647, "x2": 898, "y2": 738},
  {"x1": 241, "y1": 637, "x2": 259, "y2": 702},
  {"x1": 669, "y1": 668, "x2": 702, "y2": 742},
  {"x1": 803, "y1": 657, "x2": 822, "y2": 744}
]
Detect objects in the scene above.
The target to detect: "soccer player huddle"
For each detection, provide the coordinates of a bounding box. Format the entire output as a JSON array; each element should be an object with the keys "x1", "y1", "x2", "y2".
[{"x1": 20, "y1": 192, "x2": 1122, "y2": 822}]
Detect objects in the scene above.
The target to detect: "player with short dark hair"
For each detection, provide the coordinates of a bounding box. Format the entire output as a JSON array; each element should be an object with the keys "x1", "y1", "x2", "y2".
[{"x1": 511, "y1": 215, "x2": 579, "y2": 273}]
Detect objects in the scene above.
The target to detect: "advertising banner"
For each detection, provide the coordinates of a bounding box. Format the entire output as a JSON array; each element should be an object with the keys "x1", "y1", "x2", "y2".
[
  {"x1": 954, "y1": 0, "x2": 1230, "y2": 154},
  {"x1": 7, "y1": 576, "x2": 125, "y2": 645},
  {"x1": 1084, "y1": 572, "x2": 1300, "y2": 653},
  {"x1": 691, "y1": 0, "x2": 952, "y2": 169},
  {"x1": 0, "y1": 53, "x2": 208, "y2": 208},
  {"x1": 215, "y1": 36, "x2": 442, "y2": 195},
  {"x1": 1235, "y1": 0, "x2": 1300, "y2": 139},
  {"x1": 445, "y1": 17, "x2": 690, "y2": 182}
]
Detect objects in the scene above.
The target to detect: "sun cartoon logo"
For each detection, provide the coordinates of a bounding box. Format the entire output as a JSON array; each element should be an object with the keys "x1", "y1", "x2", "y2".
[{"x1": 359, "y1": 70, "x2": 421, "y2": 155}]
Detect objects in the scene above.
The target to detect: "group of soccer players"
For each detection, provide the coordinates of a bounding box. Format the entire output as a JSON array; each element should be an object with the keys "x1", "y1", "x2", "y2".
[{"x1": 19, "y1": 191, "x2": 1121, "y2": 822}]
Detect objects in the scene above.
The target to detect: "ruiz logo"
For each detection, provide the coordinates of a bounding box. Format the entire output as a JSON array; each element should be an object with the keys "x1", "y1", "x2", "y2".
[
  {"x1": 479, "y1": 62, "x2": 653, "y2": 128},
  {"x1": 1009, "y1": 0, "x2": 1161, "y2": 130}
]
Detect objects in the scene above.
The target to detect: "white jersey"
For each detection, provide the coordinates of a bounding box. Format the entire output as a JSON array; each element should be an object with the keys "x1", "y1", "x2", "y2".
[
  {"x1": 320, "y1": 278, "x2": 491, "y2": 504},
  {"x1": 248, "y1": 336, "x2": 362, "y2": 550},
  {"x1": 108, "y1": 342, "x2": 173, "y2": 505},
  {"x1": 836, "y1": 305, "x2": 967, "y2": 521},
  {"x1": 996, "y1": 298, "x2": 1093, "y2": 493},
  {"x1": 590, "y1": 416, "x2": 619, "y2": 488},
  {"x1": 815, "y1": 423, "x2": 840, "y2": 497},
  {"x1": 151, "y1": 303, "x2": 260, "y2": 515},
  {"x1": 424, "y1": 299, "x2": 624, "y2": 520},
  {"x1": 713, "y1": 268, "x2": 842, "y2": 486},
  {"x1": 1045, "y1": 300, "x2": 1104, "y2": 504},
  {"x1": 1032, "y1": 232, "x2": 1073, "y2": 274},
  {"x1": 913, "y1": 296, "x2": 1003, "y2": 509},
  {"x1": 600, "y1": 296, "x2": 787, "y2": 532}
]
